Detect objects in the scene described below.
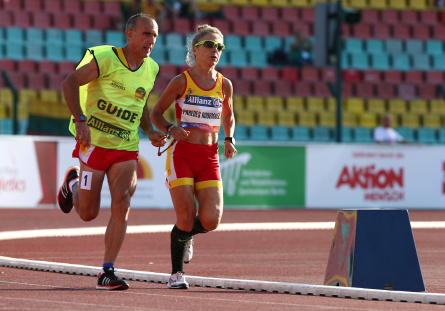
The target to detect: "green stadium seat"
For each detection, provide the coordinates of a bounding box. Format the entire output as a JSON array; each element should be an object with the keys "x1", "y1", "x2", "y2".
[
  {"x1": 433, "y1": 55, "x2": 445, "y2": 70},
  {"x1": 397, "y1": 127, "x2": 416, "y2": 143},
  {"x1": 229, "y1": 50, "x2": 248, "y2": 67},
  {"x1": 244, "y1": 35, "x2": 263, "y2": 51},
  {"x1": 312, "y1": 126, "x2": 331, "y2": 142},
  {"x1": 66, "y1": 46, "x2": 83, "y2": 62},
  {"x1": 65, "y1": 29, "x2": 83, "y2": 48},
  {"x1": 149, "y1": 47, "x2": 166, "y2": 64},
  {"x1": 249, "y1": 51, "x2": 268, "y2": 68},
  {"x1": 417, "y1": 127, "x2": 436, "y2": 144},
  {"x1": 353, "y1": 127, "x2": 373, "y2": 143},
  {"x1": 6, "y1": 27, "x2": 24, "y2": 44},
  {"x1": 45, "y1": 44, "x2": 64, "y2": 62},
  {"x1": 250, "y1": 125, "x2": 269, "y2": 141},
  {"x1": 5, "y1": 43, "x2": 24, "y2": 60},
  {"x1": 271, "y1": 125, "x2": 290, "y2": 141},
  {"x1": 350, "y1": 53, "x2": 370, "y2": 70},
  {"x1": 366, "y1": 39, "x2": 384, "y2": 54},
  {"x1": 225, "y1": 35, "x2": 242, "y2": 52},
  {"x1": 438, "y1": 127, "x2": 445, "y2": 144},
  {"x1": 345, "y1": 38, "x2": 364, "y2": 54},
  {"x1": 85, "y1": 30, "x2": 103, "y2": 48},
  {"x1": 426, "y1": 40, "x2": 443, "y2": 55},
  {"x1": 26, "y1": 28, "x2": 44, "y2": 45},
  {"x1": 167, "y1": 50, "x2": 187, "y2": 66},
  {"x1": 25, "y1": 43, "x2": 44, "y2": 61},
  {"x1": 46, "y1": 28, "x2": 63, "y2": 46},
  {"x1": 234, "y1": 125, "x2": 248, "y2": 141},
  {"x1": 391, "y1": 54, "x2": 410, "y2": 71},
  {"x1": 291, "y1": 126, "x2": 310, "y2": 141},
  {"x1": 105, "y1": 31, "x2": 124, "y2": 47},
  {"x1": 264, "y1": 36, "x2": 282, "y2": 52},
  {"x1": 386, "y1": 39, "x2": 403, "y2": 54},
  {"x1": 412, "y1": 54, "x2": 430, "y2": 70},
  {"x1": 405, "y1": 40, "x2": 424, "y2": 55},
  {"x1": 371, "y1": 53, "x2": 390, "y2": 70},
  {"x1": 165, "y1": 33, "x2": 184, "y2": 50}
]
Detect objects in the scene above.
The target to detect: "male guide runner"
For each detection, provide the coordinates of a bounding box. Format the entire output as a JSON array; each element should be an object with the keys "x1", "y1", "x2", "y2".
[{"x1": 57, "y1": 14, "x2": 167, "y2": 291}]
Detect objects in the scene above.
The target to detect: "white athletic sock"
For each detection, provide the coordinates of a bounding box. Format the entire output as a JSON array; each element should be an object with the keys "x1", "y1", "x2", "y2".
[{"x1": 69, "y1": 178, "x2": 79, "y2": 192}]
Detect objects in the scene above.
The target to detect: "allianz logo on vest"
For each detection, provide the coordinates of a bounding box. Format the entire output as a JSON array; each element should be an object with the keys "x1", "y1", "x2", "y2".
[
  {"x1": 97, "y1": 99, "x2": 138, "y2": 123},
  {"x1": 110, "y1": 80, "x2": 125, "y2": 90}
]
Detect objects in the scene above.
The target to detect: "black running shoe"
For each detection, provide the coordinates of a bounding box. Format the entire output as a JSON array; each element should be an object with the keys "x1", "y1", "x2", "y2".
[
  {"x1": 57, "y1": 166, "x2": 79, "y2": 214},
  {"x1": 96, "y1": 267, "x2": 129, "y2": 290}
]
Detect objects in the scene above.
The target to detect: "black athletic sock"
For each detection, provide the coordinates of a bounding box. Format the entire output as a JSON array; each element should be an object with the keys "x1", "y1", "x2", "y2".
[
  {"x1": 189, "y1": 216, "x2": 209, "y2": 236},
  {"x1": 170, "y1": 225, "x2": 191, "y2": 274}
]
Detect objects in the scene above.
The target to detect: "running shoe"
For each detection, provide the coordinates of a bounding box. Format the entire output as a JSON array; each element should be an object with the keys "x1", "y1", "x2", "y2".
[
  {"x1": 96, "y1": 267, "x2": 129, "y2": 290},
  {"x1": 184, "y1": 236, "x2": 194, "y2": 264},
  {"x1": 57, "y1": 166, "x2": 79, "y2": 214},
  {"x1": 167, "y1": 271, "x2": 189, "y2": 289}
]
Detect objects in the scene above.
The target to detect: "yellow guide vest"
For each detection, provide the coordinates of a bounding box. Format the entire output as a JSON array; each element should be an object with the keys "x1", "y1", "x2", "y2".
[{"x1": 69, "y1": 45, "x2": 159, "y2": 151}]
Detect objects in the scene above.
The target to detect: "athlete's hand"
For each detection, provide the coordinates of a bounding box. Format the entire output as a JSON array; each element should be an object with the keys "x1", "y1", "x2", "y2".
[
  {"x1": 224, "y1": 141, "x2": 237, "y2": 159},
  {"x1": 171, "y1": 126, "x2": 189, "y2": 141},
  {"x1": 75, "y1": 122, "x2": 91, "y2": 148},
  {"x1": 149, "y1": 130, "x2": 168, "y2": 147}
]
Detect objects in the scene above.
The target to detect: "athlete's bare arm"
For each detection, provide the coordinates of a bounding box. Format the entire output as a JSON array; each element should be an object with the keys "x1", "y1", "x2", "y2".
[
  {"x1": 221, "y1": 77, "x2": 236, "y2": 159},
  {"x1": 140, "y1": 95, "x2": 168, "y2": 147},
  {"x1": 150, "y1": 74, "x2": 189, "y2": 141},
  {"x1": 62, "y1": 59, "x2": 99, "y2": 148}
]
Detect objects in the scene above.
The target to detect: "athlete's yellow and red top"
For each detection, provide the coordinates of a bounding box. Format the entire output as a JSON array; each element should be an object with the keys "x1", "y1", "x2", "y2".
[
  {"x1": 175, "y1": 70, "x2": 225, "y2": 132},
  {"x1": 69, "y1": 45, "x2": 159, "y2": 151}
]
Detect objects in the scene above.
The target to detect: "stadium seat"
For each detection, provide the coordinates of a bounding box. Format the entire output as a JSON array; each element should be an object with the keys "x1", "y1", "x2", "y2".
[
  {"x1": 432, "y1": 25, "x2": 445, "y2": 41},
  {"x1": 0, "y1": 11, "x2": 13, "y2": 28},
  {"x1": 426, "y1": 40, "x2": 443, "y2": 55},
  {"x1": 250, "y1": 125, "x2": 269, "y2": 141},
  {"x1": 45, "y1": 44, "x2": 64, "y2": 62},
  {"x1": 6, "y1": 27, "x2": 24, "y2": 44},
  {"x1": 363, "y1": 70, "x2": 381, "y2": 83},
  {"x1": 66, "y1": 46, "x2": 83, "y2": 62},
  {"x1": 300, "y1": 67, "x2": 319, "y2": 82},
  {"x1": 244, "y1": 36, "x2": 263, "y2": 51},
  {"x1": 224, "y1": 35, "x2": 242, "y2": 52},
  {"x1": 354, "y1": 127, "x2": 373, "y2": 143},
  {"x1": 271, "y1": 126, "x2": 290, "y2": 141},
  {"x1": 367, "y1": 98, "x2": 386, "y2": 113},
  {"x1": 361, "y1": 10, "x2": 379, "y2": 23},
  {"x1": 17, "y1": 60, "x2": 36, "y2": 73},
  {"x1": 412, "y1": 54, "x2": 431, "y2": 70},
  {"x1": 366, "y1": 39, "x2": 384, "y2": 54},
  {"x1": 286, "y1": 97, "x2": 304, "y2": 112},
  {"x1": 397, "y1": 127, "x2": 415, "y2": 142},
  {"x1": 371, "y1": 53, "x2": 390, "y2": 70},
  {"x1": 43, "y1": 0, "x2": 61, "y2": 13},
  {"x1": 6, "y1": 72, "x2": 26, "y2": 89},
  {"x1": 439, "y1": 127, "x2": 445, "y2": 144},
  {"x1": 103, "y1": 1, "x2": 121, "y2": 18},
  {"x1": 63, "y1": 0, "x2": 81, "y2": 13},
  {"x1": 375, "y1": 83, "x2": 395, "y2": 100},
  {"x1": 12, "y1": 11, "x2": 31, "y2": 28},
  {"x1": 431, "y1": 99, "x2": 445, "y2": 114},
  {"x1": 106, "y1": 31, "x2": 124, "y2": 47},
  {"x1": 229, "y1": 50, "x2": 247, "y2": 67},
  {"x1": 26, "y1": 28, "x2": 44, "y2": 46},
  {"x1": 246, "y1": 95, "x2": 264, "y2": 111},
  {"x1": 294, "y1": 82, "x2": 312, "y2": 97},
  {"x1": 400, "y1": 113, "x2": 420, "y2": 129},
  {"x1": 234, "y1": 125, "x2": 248, "y2": 141},
  {"x1": 397, "y1": 83, "x2": 416, "y2": 100},
  {"x1": 265, "y1": 96, "x2": 284, "y2": 111},
  {"x1": 306, "y1": 97, "x2": 324, "y2": 112},
  {"x1": 422, "y1": 114, "x2": 441, "y2": 129},
  {"x1": 263, "y1": 36, "x2": 282, "y2": 53},
  {"x1": 33, "y1": 11, "x2": 51, "y2": 29},
  {"x1": 261, "y1": 67, "x2": 279, "y2": 81},
  {"x1": 271, "y1": 21, "x2": 291, "y2": 38},
  {"x1": 26, "y1": 72, "x2": 47, "y2": 90},
  {"x1": 297, "y1": 112, "x2": 316, "y2": 127},
  {"x1": 419, "y1": 11, "x2": 438, "y2": 25},
  {"x1": 356, "y1": 83, "x2": 375, "y2": 99},
  {"x1": 318, "y1": 112, "x2": 335, "y2": 128},
  {"x1": 342, "y1": 82, "x2": 354, "y2": 98},
  {"x1": 384, "y1": 70, "x2": 402, "y2": 84},
  {"x1": 281, "y1": 67, "x2": 299, "y2": 81},
  {"x1": 277, "y1": 111, "x2": 296, "y2": 127},
  {"x1": 165, "y1": 33, "x2": 184, "y2": 50},
  {"x1": 418, "y1": 84, "x2": 438, "y2": 100},
  {"x1": 72, "y1": 14, "x2": 92, "y2": 32},
  {"x1": 358, "y1": 112, "x2": 377, "y2": 128},
  {"x1": 386, "y1": 39, "x2": 403, "y2": 54},
  {"x1": 212, "y1": 19, "x2": 230, "y2": 35},
  {"x1": 350, "y1": 53, "x2": 370, "y2": 70},
  {"x1": 24, "y1": 43, "x2": 44, "y2": 61},
  {"x1": 0, "y1": 59, "x2": 16, "y2": 72},
  {"x1": 405, "y1": 40, "x2": 423, "y2": 55},
  {"x1": 84, "y1": 30, "x2": 103, "y2": 48},
  {"x1": 274, "y1": 81, "x2": 292, "y2": 97},
  {"x1": 425, "y1": 70, "x2": 444, "y2": 84},
  {"x1": 38, "y1": 60, "x2": 56, "y2": 74},
  {"x1": 232, "y1": 79, "x2": 251, "y2": 96},
  {"x1": 219, "y1": 66, "x2": 238, "y2": 80},
  {"x1": 53, "y1": 12, "x2": 72, "y2": 30},
  {"x1": 412, "y1": 25, "x2": 431, "y2": 40},
  {"x1": 231, "y1": 20, "x2": 250, "y2": 37},
  {"x1": 65, "y1": 29, "x2": 83, "y2": 48},
  {"x1": 232, "y1": 95, "x2": 244, "y2": 112},
  {"x1": 433, "y1": 55, "x2": 445, "y2": 70},
  {"x1": 256, "y1": 111, "x2": 276, "y2": 127},
  {"x1": 393, "y1": 24, "x2": 411, "y2": 40},
  {"x1": 321, "y1": 68, "x2": 336, "y2": 82},
  {"x1": 417, "y1": 127, "x2": 437, "y2": 144},
  {"x1": 251, "y1": 21, "x2": 271, "y2": 37},
  {"x1": 167, "y1": 50, "x2": 186, "y2": 66},
  {"x1": 391, "y1": 54, "x2": 410, "y2": 71},
  {"x1": 83, "y1": 1, "x2": 101, "y2": 15},
  {"x1": 345, "y1": 39, "x2": 364, "y2": 54},
  {"x1": 291, "y1": 126, "x2": 310, "y2": 141},
  {"x1": 172, "y1": 18, "x2": 191, "y2": 35},
  {"x1": 313, "y1": 82, "x2": 331, "y2": 97},
  {"x1": 352, "y1": 24, "x2": 371, "y2": 40},
  {"x1": 373, "y1": 24, "x2": 391, "y2": 40},
  {"x1": 408, "y1": 99, "x2": 427, "y2": 114},
  {"x1": 381, "y1": 10, "x2": 399, "y2": 24},
  {"x1": 404, "y1": 70, "x2": 423, "y2": 84},
  {"x1": 312, "y1": 126, "x2": 331, "y2": 142},
  {"x1": 345, "y1": 98, "x2": 365, "y2": 112},
  {"x1": 221, "y1": 6, "x2": 239, "y2": 20},
  {"x1": 253, "y1": 80, "x2": 272, "y2": 96},
  {"x1": 249, "y1": 51, "x2": 268, "y2": 68},
  {"x1": 282, "y1": 7, "x2": 298, "y2": 22},
  {"x1": 240, "y1": 6, "x2": 259, "y2": 21},
  {"x1": 149, "y1": 48, "x2": 166, "y2": 65},
  {"x1": 5, "y1": 43, "x2": 24, "y2": 61},
  {"x1": 46, "y1": 28, "x2": 63, "y2": 46}
]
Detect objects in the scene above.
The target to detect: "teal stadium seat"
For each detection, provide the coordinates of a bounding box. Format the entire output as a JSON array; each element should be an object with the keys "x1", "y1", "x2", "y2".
[
  {"x1": 165, "y1": 33, "x2": 184, "y2": 50},
  {"x1": 0, "y1": 44, "x2": 4, "y2": 58},
  {"x1": 264, "y1": 36, "x2": 282, "y2": 52},
  {"x1": 284, "y1": 36, "x2": 296, "y2": 52},
  {"x1": 341, "y1": 52, "x2": 350, "y2": 68},
  {"x1": 386, "y1": 39, "x2": 403, "y2": 54},
  {"x1": 65, "y1": 29, "x2": 83, "y2": 48},
  {"x1": 218, "y1": 51, "x2": 228, "y2": 66},
  {"x1": 391, "y1": 54, "x2": 410, "y2": 71},
  {"x1": 156, "y1": 33, "x2": 164, "y2": 48},
  {"x1": 150, "y1": 47, "x2": 166, "y2": 64},
  {"x1": 85, "y1": 30, "x2": 103, "y2": 48},
  {"x1": 234, "y1": 125, "x2": 248, "y2": 141},
  {"x1": 433, "y1": 55, "x2": 445, "y2": 70},
  {"x1": 66, "y1": 46, "x2": 83, "y2": 62},
  {"x1": 438, "y1": 127, "x2": 445, "y2": 144},
  {"x1": 244, "y1": 35, "x2": 263, "y2": 51},
  {"x1": 0, "y1": 28, "x2": 4, "y2": 44},
  {"x1": 371, "y1": 53, "x2": 390, "y2": 70},
  {"x1": 106, "y1": 31, "x2": 125, "y2": 47},
  {"x1": 26, "y1": 28, "x2": 44, "y2": 45},
  {"x1": 229, "y1": 50, "x2": 248, "y2": 67},
  {"x1": 6, "y1": 43, "x2": 24, "y2": 60},
  {"x1": 46, "y1": 28, "x2": 63, "y2": 46},
  {"x1": 6, "y1": 27, "x2": 24, "y2": 44},
  {"x1": 412, "y1": 54, "x2": 430, "y2": 70},
  {"x1": 250, "y1": 125, "x2": 269, "y2": 141},
  {"x1": 345, "y1": 38, "x2": 363, "y2": 54},
  {"x1": 406, "y1": 40, "x2": 423, "y2": 55},
  {"x1": 354, "y1": 127, "x2": 373, "y2": 143},
  {"x1": 333, "y1": 127, "x2": 352, "y2": 142},
  {"x1": 45, "y1": 44, "x2": 64, "y2": 62},
  {"x1": 19, "y1": 120, "x2": 27, "y2": 135},
  {"x1": 417, "y1": 127, "x2": 436, "y2": 144},
  {"x1": 426, "y1": 40, "x2": 443, "y2": 55},
  {"x1": 167, "y1": 50, "x2": 187, "y2": 66},
  {"x1": 312, "y1": 126, "x2": 331, "y2": 142},
  {"x1": 249, "y1": 51, "x2": 268, "y2": 68},
  {"x1": 350, "y1": 53, "x2": 370, "y2": 70},
  {"x1": 271, "y1": 125, "x2": 290, "y2": 141},
  {"x1": 225, "y1": 35, "x2": 242, "y2": 52},
  {"x1": 366, "y1": 39, "x2": 384, "y2": 54},
  {"x1": 25, "y1": 43, "x2": 44, "y2": 61},
  {"x1": 0, "y1": 119, "x2": 13, "y2": 134},
  {"x1": 292, "y1": 126, "x2": 310, "y2": 141},
  {"x1": 397, "y1": 127, "x2": 416, "y2": 143}
]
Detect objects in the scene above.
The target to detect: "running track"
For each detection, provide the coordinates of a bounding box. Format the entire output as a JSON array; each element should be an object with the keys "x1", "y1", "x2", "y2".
[{"x1": 1, "y1": 209, "x2": 445, "y2": 310}]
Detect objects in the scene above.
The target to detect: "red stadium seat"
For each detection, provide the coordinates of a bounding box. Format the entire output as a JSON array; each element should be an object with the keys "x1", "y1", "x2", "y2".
[
  {"x1": 3, "y1": 0, "x2": 22, "y2": 11},
  {"x1": 232, "y1": 79, "x2": 251, "y2": 96},
  {"x1": 58, "y1": 61, "x2": 76, "y2": 75},
  {"x1": 63, "y1": 0, "x2": 81, "y2": 14},
  {"x1": 381, "y1": 10, "x2": 399, "y2": 25},
  {"x1": 172, "y1": 18, "x2": 191, "y2": 35},
  {"x1": 83, "y1": 1, "x2": 101, "y2": 15},
  {"x1": 363, "y1": 70, "x2": 381, "y2": 83},
  {"x1": 321, "y1": 68, "x2": 336, "y2": 82},
  {"x1": 384, "y1": 70, "x2": 402, "y2": 84},
  {"x1": 301, "y1": 67, "x2": 319, "y2": 82},
  {"x1": 274, "y1": 80, "x2": 292, "y2": 97},
  {"x1": 440, "y1": 12, "x2": 445, "y2": 24},
  {"x1": 43, "y1": 0, "x2": 62, "y2": 13},
  {"x1": 292, "y1": 22, "x2": 311, "y2": 37},
  {"x1": 253, "y1": 81, "x2": 272, "y2": 96},
  {"x1": 404, "y1": 70, "x2": 423, "y2": 84},
  {"x1": 53, "y1": 12, "x2": 72, "y2": 30},
  {"x1": 425, "y1": 70, "x2": 444, "y2": 84},
  {"x1": 221, "y1": 6, "x2": 240, "y2": 21},
  {"x1": 420, "y1": 11, "x2": 438, "y2": 25},
  {"x1": 251, "y1": 21, "x2": 270, "y2": 37},
  {"x1": 38, "y1": 60, "x2": 57, "y2": 74},
  {"x1": 240, "y1": 67, "x2": 259, "y2": 81},
  {"x1": 0, "y1": 59, "x2": 16, "y2": 72},
  {"x1": 213, "y1": 19, "x2": 231, "y2": 35},
  {"x1": 73, "y1": 14, "x2": 92, "y2": 31},
  {"x1": 261, "y1": 7, "x2": 279, "y2": 22},
  {"x1": 400, "y1": 10, "x2": 418, "y2": 25},
  {"x1": 261, "y1": 67, "x2": 279, "y2": 81},
  {"x1": 313, "y1": 82, "x2": 331, "y2": 97},
  {"x1": 158, "y1": 64, "x2": 178, "y2": 79},
  {"x1": 432, "y1": 25, "x2": 445, "y2": 40},
  {"x1": 24, "y1": 0, "x2": 42, "y2": 12},
  {"x1": 282, "y1": 8, "x2": 299, "y2": 22},
  {"x1": 178, "y1": 65, "x2": 190, "y2": 73},
  {"x1": 27, "y1": 72, "x2": 47, "y2": 90},
  {"x1": 353, "y1": 24, "x2": 372, "y2": 39},
  {"x1": 271, "y1": 21, "x2": 291, "y2": 38},
  {"x1": 372, "y1": 24, "x2": 391, "y2": 40},
  {"x1": 103, "y1": 1, "x2": 121, "y2": 18},
  {"x1": 152, "y1": 77, "x2": 170, "y2": 94},
  {"x1": 33, "y1": 11, "x2": 52, "y2": 29},
  {"x1": 13, "y1": 11, "x2": 32, "y2": 28},
  {"x1": 219, "y1": 66, "x2": 238, "y2": 80},
  {"x1": 397, "y1": 83, "x2": 417, "y2": 100},
  {"x1": 343, "y1": 69, "x2": 361, "y2": 83},
  {"x1": 376, "y1": 83, "x2": 395, "y2": 100},
  {"x1": 7, "y1": 72, "x2": 26, "y2": 89},
  {"x1": 0, "y1": 11, "x2": 13, "y2": 27},
  {"x1": 412, "y1": 25, "x2": 431, "y2": 40},
  {"x1": 17, "y1": 60, "x2": 37, "y2": 73},
  {"x1": 231, "y1": 20, "x2": 250, "y2": 36},
  {"x1": 48, "y1": 73, "x2": 66, "y2": 91},
  {"x1": 418, "y1": 84, "x2": 438, "y2": 100},
  {"x1": 343, "y1": 24, "x2": 351, "y2": 39},
  {"x1": 355, "y1": 83, "x2": 375, "y2": 99},
  {"x1": 240, "y1": 6, "x2": 259, "y2": 21},
  {"x1": 300, "y1": 8, "x2": 314, "y2": 23},
  {"x1": 392, "y1": 24, "x2": 411, "y2": 40},
  {"x1": 361, "y1": 10, "x2": 379, "y2": 24},
  {"x1": 342, "y1": 82, "x2": 354, "y2": 98},
  {"x1": 92, "y1": 15, "x2": 112, "y2": 31},
  {"x1": 293, "y1": 82, "x2": 312, "y2": 97},
  {"x1": 281, "y1": 67, "x2": 299, "y2": 81}
]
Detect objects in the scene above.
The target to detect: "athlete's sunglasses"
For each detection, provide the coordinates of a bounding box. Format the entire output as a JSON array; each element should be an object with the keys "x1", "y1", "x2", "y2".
[{"x1": 194, "y1": 40, "x2": 225, "y2": 51}]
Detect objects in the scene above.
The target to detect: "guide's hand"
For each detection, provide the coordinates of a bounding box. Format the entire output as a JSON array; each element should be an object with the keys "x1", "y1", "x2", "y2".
[
  {"x1": 75, "y1": 122, "x2": 91, "y2": 148},
  {"x1": 149, "y1": 130, "x2": 168, "y2": 147}
]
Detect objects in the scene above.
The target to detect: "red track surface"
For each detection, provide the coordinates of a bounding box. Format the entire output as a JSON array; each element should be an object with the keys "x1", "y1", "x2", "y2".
[{"x1": 1, "y1": 209, "x2": 445, "y2": 310}]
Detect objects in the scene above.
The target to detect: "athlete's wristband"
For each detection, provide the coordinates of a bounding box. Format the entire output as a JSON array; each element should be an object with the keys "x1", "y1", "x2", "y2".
[
  {"x1": 73, "y1": 115, "x2": 87, "y2": 123},
  {"x1": 166, "y1": 124, "x2": 174, "y2": 134}
]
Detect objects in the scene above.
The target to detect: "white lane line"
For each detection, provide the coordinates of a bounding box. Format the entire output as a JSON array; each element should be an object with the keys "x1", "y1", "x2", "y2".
[{"x1": 1, "y1": 221, "x2": 444, "y2": 241}]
